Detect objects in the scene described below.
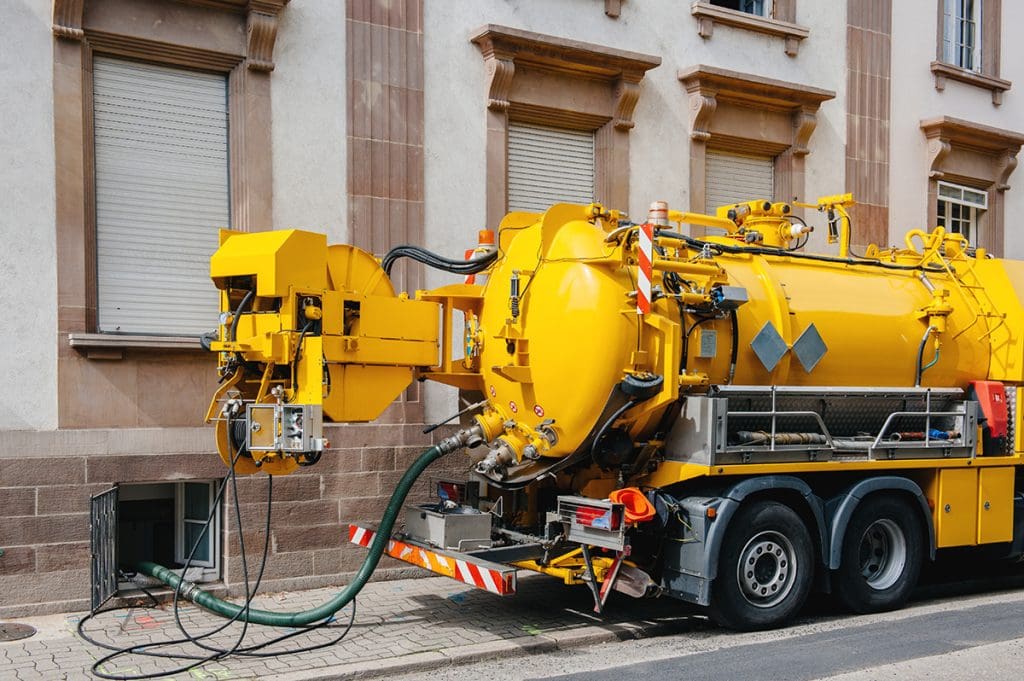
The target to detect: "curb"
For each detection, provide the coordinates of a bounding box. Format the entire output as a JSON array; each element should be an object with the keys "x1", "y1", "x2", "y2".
[{"x1": 261, "y1": 620, "x2": 675, "y2": 680}]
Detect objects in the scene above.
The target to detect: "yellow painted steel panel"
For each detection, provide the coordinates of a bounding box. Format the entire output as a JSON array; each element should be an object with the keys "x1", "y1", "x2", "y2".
[
  {"x1": 936, "y1": 468, "x2": 979, "y2": 548},
  {"x1": 977, "y1": 467, "x2": 1015, "y2": 544}
]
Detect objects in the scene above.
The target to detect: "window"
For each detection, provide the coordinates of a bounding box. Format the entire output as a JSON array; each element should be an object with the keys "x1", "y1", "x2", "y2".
[
  {"x1": 930, "y1": 0, "x2": 1008, "y2": 104},
  {"x1": 711, "y1": 0, "x2": 770, "y2": 17},
  {"x1": 705, "y1": 151, "x2": 775, "y2": 213},
  {"x1": 936, "y1": 181, "x2": 987, "y2": 242},
  {"x1": 507, "y1": 122, "x2": 596, "y2": 213},
  {"x1": 942, "y1": 0, "x2": 981, "y2": 72},
  {"x1": 471, "y1": 25, "x2": 659, "y2": 229},
  {"x1": 118, "y1": 481, "x2": 221, "y2": 588},
  {"x1": 93, "y1": 57, "x2": 229, "y2": 337}
]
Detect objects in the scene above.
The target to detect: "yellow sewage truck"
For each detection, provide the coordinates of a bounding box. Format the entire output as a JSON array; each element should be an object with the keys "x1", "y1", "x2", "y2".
[{"x1": 155, "y1": 194, "x2": 1024, "y2": 631}]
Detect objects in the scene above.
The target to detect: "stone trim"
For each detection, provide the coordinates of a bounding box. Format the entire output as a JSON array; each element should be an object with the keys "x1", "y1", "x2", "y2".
[
  {"x1": 470, "y1": 25, "x2": 660, "y2": 226},
  {"x1": 846, "y1": 0, "x2": 892, "y2": 247},
  {"x1": 920, "y1": 116, "x2": 1024, "y2": 255},
  {"x1": 930, "y1": 62, "x2": 1011, "y2": 106},
  {"x1": 678, "y1": 64, "x2": 834, "y2": 226},
  {"x1": 605, "y1": 0, "x2": 622, "y2": 18},
  {"x1": 691, "y1": 1, "x2": 808, "y2": 56}
]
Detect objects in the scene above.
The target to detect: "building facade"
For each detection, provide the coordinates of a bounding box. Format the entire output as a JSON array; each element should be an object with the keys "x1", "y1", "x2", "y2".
[{"x1": 1, "y1": 0, "x2": 1021, "y2": 617}]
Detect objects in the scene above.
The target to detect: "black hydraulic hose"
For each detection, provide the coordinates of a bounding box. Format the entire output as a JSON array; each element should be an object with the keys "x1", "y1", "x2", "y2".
[
  {"x1": 655, "y1": 230, "x2": 944, "y2": 272},
  {"x1": 137, "y1": 430, "x2": 470, "y2": 627},
  {"x1": 590, "y1": 399, "x2": 638, "y2": 460},
  {"x1": 914, "y1": 325, "x2": 939, "y2": 387},
  {"x1": 229, "y1": 289, "x2": 255, "y2": 343},
  {"x1": 382, "y1": 245, "x2": 498, "y2": 276}
]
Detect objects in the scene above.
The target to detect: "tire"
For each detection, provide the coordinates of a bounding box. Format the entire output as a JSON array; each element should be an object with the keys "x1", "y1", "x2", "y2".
[
  {"x1": 710, "y1": 500, "x2": 815, "y2": 631},
  {"x1": 834, "y1": 494, "x2": 924, "y2": 614}
]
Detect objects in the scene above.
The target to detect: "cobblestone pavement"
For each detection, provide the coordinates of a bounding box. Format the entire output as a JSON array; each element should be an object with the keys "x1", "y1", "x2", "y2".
[{"x1": 0, "y1": 573, "x2": 700, "y2": 680}]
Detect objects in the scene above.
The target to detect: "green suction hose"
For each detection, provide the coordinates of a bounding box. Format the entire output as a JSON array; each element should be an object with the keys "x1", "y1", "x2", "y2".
[{"x1": 137, "y1": 428, "x2": 473, "y2": 627}]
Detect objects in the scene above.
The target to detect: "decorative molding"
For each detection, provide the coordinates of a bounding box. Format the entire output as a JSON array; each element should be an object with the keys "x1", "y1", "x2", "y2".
[
  {"x1": 471, "y1": 24, "x2": 659, "y2": 132},
  {"x1": 246, "y1": 10, "x2": 280, "y2": 71},
  {"x1": 921, "y1": 116, "x2": 1024, "y2": 189},
  {"x1": 51, "y1": 0, "x2": 84, "y2": 40},
  {"x1": 84, "y1": 30, "x2": 243, "y2": 71},
  {"x1": 605, "y1": 0, "x2": 622, "y2": 18},
  {"x1": 612, "y1": 77, "x2": 641, "y2": 130},
  {"x1": 995, "y1": 150, "x2": 1019, "y2": 191},
  {"x1": 930, "y1": 61, "x2": 1012, "y2": 106},
  {"x1": 792, "y1": 107, "x2": 817, "y2": 156},
  {"x1": 690, "y1": 1, "x2": 809, "y2": 56},
  {"x1": 925, "y1": 139, "x2": 951, "y2": 180},
  {"x1": 687, "y1": 92, "x2": 717, "y2": 141},
  {"x1": 679, "y1": 65, "x2": 834, "y2": 151},
  {"x1": 484, "y1": 54, "x2": 516, "y2": 111}
]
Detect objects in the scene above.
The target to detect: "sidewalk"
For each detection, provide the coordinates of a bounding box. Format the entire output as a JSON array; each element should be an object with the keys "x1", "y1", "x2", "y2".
[{"x1": 0, "y1": 572, "x2": 698, "y2": 680}]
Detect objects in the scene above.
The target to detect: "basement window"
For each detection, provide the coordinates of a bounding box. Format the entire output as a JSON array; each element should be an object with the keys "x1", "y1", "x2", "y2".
[{"x1": 116, "y1": 481, "x2": 221, "y2": 589}]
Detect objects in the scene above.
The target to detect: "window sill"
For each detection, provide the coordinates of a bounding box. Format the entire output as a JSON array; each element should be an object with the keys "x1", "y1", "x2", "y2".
[
  {"x1": 931, "y1": 61, "x2": 1011, "y2": 106},
  {"x1": 691, "y1": 2, "x2": 809, "y2": 56},
  {"x1": 69, "y1": 332, "x2": 207, "y2": 359}
]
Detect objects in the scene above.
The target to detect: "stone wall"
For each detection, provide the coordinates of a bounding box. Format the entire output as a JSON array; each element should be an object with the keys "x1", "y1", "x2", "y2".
[{"x1": 0, "y1": 422, "x2": 462, "y2": 618}]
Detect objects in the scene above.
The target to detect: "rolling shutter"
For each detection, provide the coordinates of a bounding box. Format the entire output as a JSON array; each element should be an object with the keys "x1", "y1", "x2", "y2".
[
  {"x1": 93, "y1": 57, "x2": 229, "y2": 336},
  {"x1": 705, "y1": 150, "x2": 774, "y2": 213},
  {"x1": 508, "y1": 122, "x2": 595, "y2": 213}
]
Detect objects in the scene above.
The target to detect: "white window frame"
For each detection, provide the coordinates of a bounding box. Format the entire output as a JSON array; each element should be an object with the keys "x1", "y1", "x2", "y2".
[
  {"x1": 943, "y1": 0, "x2": 983, "y2": 72},
  {"x1": 937, "y1": 180, "x2": 987, "y2": 242},
  {"x1": 174, "y1": 481, "x2": 221, "y2": 576},
  {"x1": 712, "y1": 0, "x2": 772, "y2": 17}
]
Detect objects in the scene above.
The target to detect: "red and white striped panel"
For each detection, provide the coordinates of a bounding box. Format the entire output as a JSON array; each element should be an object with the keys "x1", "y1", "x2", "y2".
[
  {"x1": 348, "y1": 524, "x2": 516, "y2": 596},
  {"x1": 637, "y1": 222, "x2": 654, "y2": 315}
]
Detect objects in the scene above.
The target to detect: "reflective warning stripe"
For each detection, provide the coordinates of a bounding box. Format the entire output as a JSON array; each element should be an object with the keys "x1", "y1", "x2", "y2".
[
  {"x1": 347, "y1": 524, "x2": 516, "y2": 596},
  {"x1": 637, "y1": 222, "x2": 653, "y2": 315}
]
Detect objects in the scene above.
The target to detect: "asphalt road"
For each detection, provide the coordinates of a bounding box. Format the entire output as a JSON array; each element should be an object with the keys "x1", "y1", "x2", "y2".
[{"x1": 400, "y1": 561, "x2": 1024, "y2": 681}]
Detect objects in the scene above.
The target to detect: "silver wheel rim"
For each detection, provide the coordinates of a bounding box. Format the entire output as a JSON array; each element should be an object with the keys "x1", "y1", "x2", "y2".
[
  {"x1": 736, "y1": 530, "x2": 797, "y2": 608},
  {"x1": 858, "y1": 518, "x2": 907, "y2": 590}
]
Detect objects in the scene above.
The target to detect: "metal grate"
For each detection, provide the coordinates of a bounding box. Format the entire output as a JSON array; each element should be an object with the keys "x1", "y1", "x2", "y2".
[{"x1": 90, "y1": 486, "x2": 119, "y2": 612}]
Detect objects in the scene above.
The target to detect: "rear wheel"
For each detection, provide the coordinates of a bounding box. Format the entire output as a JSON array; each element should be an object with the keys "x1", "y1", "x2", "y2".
[
  {"x1": 834, "y1": 495, "x2": 923, "y2": 614},
  {"x1": 710, "y1": 500, "x2": 815, "y2": 631}
]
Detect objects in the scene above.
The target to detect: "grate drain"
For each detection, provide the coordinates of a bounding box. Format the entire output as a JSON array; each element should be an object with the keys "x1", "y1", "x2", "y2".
[{"x1": 0, "y1": 622, "x2": 37, "y2": 642}]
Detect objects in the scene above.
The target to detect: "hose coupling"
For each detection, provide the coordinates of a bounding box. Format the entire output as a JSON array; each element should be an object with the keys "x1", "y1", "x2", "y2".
[{"x1": 437, "y1": 423, "x2": 485, "y2": 455}]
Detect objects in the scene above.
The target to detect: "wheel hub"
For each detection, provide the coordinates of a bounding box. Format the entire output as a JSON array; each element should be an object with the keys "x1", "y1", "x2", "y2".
[
  {"x1": 858, "y1": 518, "x2": 907, "y2": 590},
  {"x1": 736, "y1": 531, "x2": 797, "y2": 608}
]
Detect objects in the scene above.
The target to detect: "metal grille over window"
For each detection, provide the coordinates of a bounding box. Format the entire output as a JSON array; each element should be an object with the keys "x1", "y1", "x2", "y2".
[
  {"x1": 943, "y1": 0, "x2": 981, "y2": 72},
  {"x1": 705, "y1": 150, "x2": 775, "y2": 214},
  {"x1": 508, "y1": 122, "x2": 596, "y2": 213},
  {"x1": 937, "y1": 181, "x2": 987, "y2": 243},
  {"x1": 93, "y1": 57, "x2": 230, "y2": 336},
  {"x1": 90, "y1": 487, "x2": 118, "y2": 612}
]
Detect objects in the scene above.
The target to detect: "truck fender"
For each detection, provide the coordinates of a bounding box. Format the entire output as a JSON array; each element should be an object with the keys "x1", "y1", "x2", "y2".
[
  {"x1": 705, "y1": 475, "x2": 828, "y2": 580},
  {"x1": 825, "y1": 476, "x2": 936, "y2": 570}
]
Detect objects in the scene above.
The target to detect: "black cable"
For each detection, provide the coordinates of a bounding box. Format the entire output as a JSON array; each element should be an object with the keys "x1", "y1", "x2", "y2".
[
  {"x1": 381, "y1": 245, "x2": 497, "y2": 276},
  {"x1": 78, "y1": 413, "x2": 358, "y2": 679},
  {"x1": 655, "y1": 230, "x2": 945, "y2": 272}
]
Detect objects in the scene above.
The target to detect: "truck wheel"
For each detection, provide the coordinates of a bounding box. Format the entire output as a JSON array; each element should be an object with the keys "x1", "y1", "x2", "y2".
[
  {"x1": 710, "y1": 500, "x2": 814, "y2": 631},
  {"x1": 835, "y1": 495, "x2": 923, "y2": 614}
]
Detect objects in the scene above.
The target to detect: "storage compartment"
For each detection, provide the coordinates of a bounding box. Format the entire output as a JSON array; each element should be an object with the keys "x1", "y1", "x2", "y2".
[{"x1": 404, "y1": 504, "x2": 492, "y2": 551}]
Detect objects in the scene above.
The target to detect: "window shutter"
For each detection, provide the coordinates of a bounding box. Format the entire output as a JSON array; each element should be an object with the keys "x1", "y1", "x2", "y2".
[
  {"x1": 93, "y1": 57, "x2": 229, "y2": 336},
  {"x1": 508, "y1": 122, "x2": 595, "y2": 213},
  {"x1": 705, "y1": 150, "x2": 775, "y2": 213}
]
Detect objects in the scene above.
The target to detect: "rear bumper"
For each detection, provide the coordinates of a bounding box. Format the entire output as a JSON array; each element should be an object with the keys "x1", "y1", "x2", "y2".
[{"x1": 348, "y1": 524, "x2": 517, "y2": 596}]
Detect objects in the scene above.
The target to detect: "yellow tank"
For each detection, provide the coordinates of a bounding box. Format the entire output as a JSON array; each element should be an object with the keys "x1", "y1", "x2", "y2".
[{"x1": 465, "y1": 198, "x2": 1022, "y2": 484}]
